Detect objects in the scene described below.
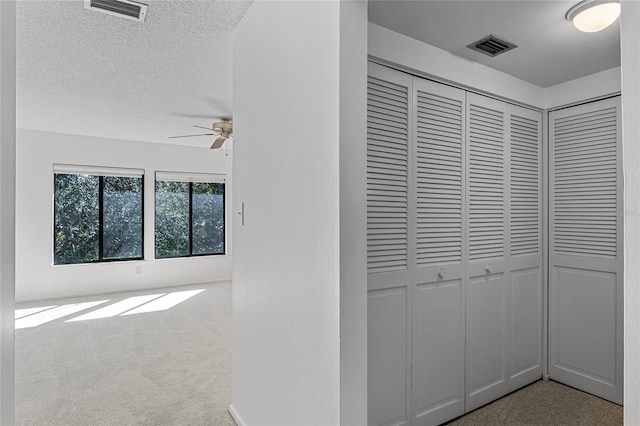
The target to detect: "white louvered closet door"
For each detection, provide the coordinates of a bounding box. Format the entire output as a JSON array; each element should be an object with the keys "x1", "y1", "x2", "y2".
[
  {"x1": 366, "y1": 62, "x2": 413, "y2": 426},
  {"x1": 465, "y1": 93, "x2": 509, "y2": 411},
  {"x1": 507, "y1": 105, "x2": 543, "y2": 392},
  {"x1": 411, "y1": 78, "x2": 465, "y2": 426},
  {"x1": 549, "y1": 97, "x2": 623, "y2": 404}
]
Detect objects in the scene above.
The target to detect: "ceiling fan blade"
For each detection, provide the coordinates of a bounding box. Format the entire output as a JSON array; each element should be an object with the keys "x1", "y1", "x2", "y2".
[
  {"x1": 168, "y1": 133, "x2": 215, "y2": 139},
  {"x1": 210, "y1": 137, "x2": 226, "y2": 149},
  {"x1": 193, "y1": 125, "x2": 213, "y2": 131}
]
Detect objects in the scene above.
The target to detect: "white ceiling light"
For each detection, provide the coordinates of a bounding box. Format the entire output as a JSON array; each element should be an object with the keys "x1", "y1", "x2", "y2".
[{"x1": 566, "y1": 0, "x2": 621, "y2": 33}]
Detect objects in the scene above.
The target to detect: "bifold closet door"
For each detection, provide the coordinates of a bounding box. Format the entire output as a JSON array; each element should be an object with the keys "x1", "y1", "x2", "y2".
[
  {"x1": 464, "y1": 96, "x2": 543, "y2": 412},
  {"x1": 506, "y1": 105, "x2": 543, "y2": 391},
  {"x1": 367, "y1": 62, "x2": 544, "y2": 425},
  {"x1": 464, "y1": 93, "x2": 509, "y2": 411},
  {"x1": 366, "y1": 62, "x2": 413, "y2": 426},
  {"x1": 549, "y1": 96, "x2": 623, "y2": 404},
  {"x1": 411, "y1": 78, "x2": 465, "y2": 425}
]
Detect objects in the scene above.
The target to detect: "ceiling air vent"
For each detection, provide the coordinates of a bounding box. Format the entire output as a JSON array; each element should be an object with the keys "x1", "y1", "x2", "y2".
[
  {"x1": 467, "y1": 34, "x2": 517, "y2": 57},
  {"x1": 84, "y1": 0, "x2": 148, "y2": 23}
]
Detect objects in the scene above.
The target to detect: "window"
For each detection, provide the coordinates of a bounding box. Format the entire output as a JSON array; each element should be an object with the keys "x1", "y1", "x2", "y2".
[
  {"x1": 154, "y1": 172, "x2": 225, "y2": 258},
  {"x1": 53, "y1": 165, "x2": 144, "y2": 265}
]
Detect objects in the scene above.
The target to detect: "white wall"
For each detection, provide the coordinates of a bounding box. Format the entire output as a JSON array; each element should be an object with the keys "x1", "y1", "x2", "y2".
[
  {"x1": 545, "y1": 67, "x2": 621, "y2": 109},
  {"x1": 621, "y1": 1, "x2": 640, "y2": 423},
  {"x1": 339, "y1": 1, "x2": 368, "y2": 424},
  {"x1": 0, "y1": 2, "x2": 16, "y2": 424},
  {"x1": 368, "y1": 23, "x2": 545, "y2": 108},
  {"x1": 16, "y1": 129, "x2": 232, "y2": 302},
  {"x1": 232, "y1": 1, "x2": 365, "y2": 424}
]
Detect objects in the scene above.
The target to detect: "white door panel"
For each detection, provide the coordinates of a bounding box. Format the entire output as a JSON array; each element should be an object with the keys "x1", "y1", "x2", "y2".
[
  {"x1": 412, "y1": 279, "x2": 463, "y2": 425},
  {"x1": 549, "y1": 96, "x2": 623, "y2": 404},
  {"x1": 411, "y1": 76, "x2": 466, "y2": 426},
  {"x1": 367, "y1": 62, "x2": 413, "y2": 426},
  {"x1": 554, "y1": 267, "x2": 617, "y2": 385},
  {"x1": 368, "y1": 288, "x2": 410, "y2": 426},
  {"x1": 466, "y1": 273, "x2": 507, "y2": 410},
  {"x1": 510, "y1": 266, "x2": 542, "y2": 381}
]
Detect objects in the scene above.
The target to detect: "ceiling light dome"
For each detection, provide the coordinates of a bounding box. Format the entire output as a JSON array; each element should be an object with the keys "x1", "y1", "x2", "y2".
[{"x1": 566, "y1": 0, "x2": 621, "y2": 32}]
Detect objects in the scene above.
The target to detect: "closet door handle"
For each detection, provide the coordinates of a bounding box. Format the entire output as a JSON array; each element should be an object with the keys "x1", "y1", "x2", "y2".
[
  {"x1": 486, "y1": 265, "x2": 493, "y2": 274},
  {"x1": 438, "y1": 269, "x2": 446, "y2": 279}
]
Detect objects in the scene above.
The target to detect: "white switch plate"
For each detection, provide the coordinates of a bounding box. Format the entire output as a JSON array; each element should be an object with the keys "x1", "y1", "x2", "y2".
[{"x1": 237, "y1": 202, "x2": 245, "y2": 226}]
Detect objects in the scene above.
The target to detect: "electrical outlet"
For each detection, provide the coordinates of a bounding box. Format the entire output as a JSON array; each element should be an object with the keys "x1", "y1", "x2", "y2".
[{"x1": 136, "y1": 266, "x2": 142, "y2": 274}]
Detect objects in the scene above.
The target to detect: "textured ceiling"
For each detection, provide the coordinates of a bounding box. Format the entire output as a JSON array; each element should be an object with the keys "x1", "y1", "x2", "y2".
[
  {"x1": 17, "y1": 0, "x2": 252, "y2": 147},
  {"x1": 369, "y1": 0, "x2": 621, "y2": 88},
  {"x1": 18, "y1": 1, "x2": 621, "y2": 147}
]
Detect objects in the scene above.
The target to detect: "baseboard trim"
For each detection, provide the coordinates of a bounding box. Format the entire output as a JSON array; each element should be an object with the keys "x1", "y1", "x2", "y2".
[
  {"x1": 543, "y1": 374, "x2": 550, "y2": 381},
  {"x1": 228, "y1": 405, "x2": 246, "y2": 426}
]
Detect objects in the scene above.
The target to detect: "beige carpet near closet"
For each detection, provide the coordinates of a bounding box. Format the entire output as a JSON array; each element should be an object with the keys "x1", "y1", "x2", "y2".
[{"x1": 449, "y1": 380, "x2": 622, "y2": 426}]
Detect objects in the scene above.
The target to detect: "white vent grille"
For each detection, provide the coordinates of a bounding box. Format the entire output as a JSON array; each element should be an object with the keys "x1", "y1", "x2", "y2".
[
  {"x1": 553, "y1": 107, "x2": 618, "y2": 258},
  {"x1": 510, "y1": 115, "x2": 540, "y2": 256},
  {"x1": 84, "y1": 0, "x2": 147, "y2": 22},
  {"x1": 367, "y1": 76, "x2": 409, "y2": 273},
  {"x1": 415, "y1": 90, "x2": 463, "y2": 267},
  {"x1": 468, "y1": 104, "x2": 505, "y2": 260},
  {"x1": 468, "y1": 34, "x2": 518, "y2": 57}
]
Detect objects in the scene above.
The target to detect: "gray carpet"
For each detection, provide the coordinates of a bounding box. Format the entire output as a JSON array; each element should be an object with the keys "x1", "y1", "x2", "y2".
[
  {"x1": 16, "y1": 281, "x2": 234, "y2": 426},
  {"x1": 448, "y1": 379, "x2": 623, "y2": 426}
]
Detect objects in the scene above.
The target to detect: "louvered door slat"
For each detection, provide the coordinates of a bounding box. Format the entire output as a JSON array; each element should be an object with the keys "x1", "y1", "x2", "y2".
[
  {"x1": 467, "y1": 102, "x2": 504, "y2": 261},
  {"x1": 552, "y1": 108, "x2": 618, "y2": 258},
  {"x1": 415, "y1": 90, "x2": 464, "y2": 268},
  {"x1": 554, "y1": 137, "x2": 617, "y2": 150},
  {"x1": 367, "y1": 76, "x2": 409, "y2": 274},
  {"x1": 555, "y1": 150, "x2": 616, "y2": 162},
  {"x1": 554, "y1": 163, "x2": 616, "y2": 174},
  {"x1": 367, "y1": 101, "x2": 407, "y2": 119},
  {"x1": 510, "y1": 114, "x2": 540, "y2": 256}
]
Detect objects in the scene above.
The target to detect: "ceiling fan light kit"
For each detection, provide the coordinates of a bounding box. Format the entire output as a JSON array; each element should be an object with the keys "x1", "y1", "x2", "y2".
[
  {"x1": 566, "y1": 0, "x2": 620, "y2": 32},
  {"x1": 213, "y1": 118, "x2": 233, "y2": 137}
]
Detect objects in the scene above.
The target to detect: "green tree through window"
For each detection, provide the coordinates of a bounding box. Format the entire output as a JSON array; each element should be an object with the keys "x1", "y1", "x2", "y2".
[
  {"x1": 54, "y1": 173, "x2": 143, "y2": 265},
  {"x1": 155, "y1": 180, "x2": 225, "y2": 258},
  {"x1": 103, "y1": 177, "x2": 144, "y2": 259}
]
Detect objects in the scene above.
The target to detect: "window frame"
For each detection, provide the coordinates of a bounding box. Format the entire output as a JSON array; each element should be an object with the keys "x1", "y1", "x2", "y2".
[
  {"x1": 154, "y1": 179, "x2": 226, "y2": 259},
  {"x1": 53, "y1": 171, "x2": 145, "y2": 265}
]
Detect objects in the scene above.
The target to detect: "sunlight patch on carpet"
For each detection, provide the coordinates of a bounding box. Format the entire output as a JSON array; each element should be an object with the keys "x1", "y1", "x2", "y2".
[
  {"x1": 67, "y1": 294, "x2": 166, "y2": 321},
  {"x1": 122, "y1": 289, "x2": 205, "y2": 315},
  {"x1": 15, "y1": 306, "x2": 57, "y2": 319},
  {"x1": 16, "y1": 301, "x2": 109, "y2": 329}
]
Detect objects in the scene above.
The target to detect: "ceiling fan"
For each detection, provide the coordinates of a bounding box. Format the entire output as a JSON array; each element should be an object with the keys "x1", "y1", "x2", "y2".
[{"x1": 169, "y1": 117, "x2": 233, "y2": 149}]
